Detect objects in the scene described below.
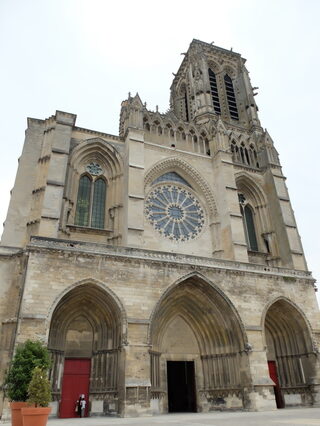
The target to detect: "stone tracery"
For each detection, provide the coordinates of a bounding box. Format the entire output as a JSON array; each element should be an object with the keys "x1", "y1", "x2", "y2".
[
  {"x1": 145, "y1": 185, "x2": 205, "y2": 242},
  {"x1": 145, "y1": 157, "x2": 217, "y2": 217}
]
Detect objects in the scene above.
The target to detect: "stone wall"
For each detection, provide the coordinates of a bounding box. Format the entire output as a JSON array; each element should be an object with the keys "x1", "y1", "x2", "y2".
[{"x1": 0, "y1": 237, "x2": 317, "y2": 416}]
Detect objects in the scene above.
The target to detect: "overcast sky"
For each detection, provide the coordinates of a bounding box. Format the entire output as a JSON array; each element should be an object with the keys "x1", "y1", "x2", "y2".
[{"x1": 1, "y1": 0, "x2": 319, "y2": 305}]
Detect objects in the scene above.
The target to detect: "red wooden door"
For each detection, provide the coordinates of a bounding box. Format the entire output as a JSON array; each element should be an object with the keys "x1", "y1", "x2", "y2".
[
  {"x1": 60, "y1": 358, "x2": 91, "y2": 418},
  {"x1": 268, "y1": 361, "x2": 284, "y2": 408}
]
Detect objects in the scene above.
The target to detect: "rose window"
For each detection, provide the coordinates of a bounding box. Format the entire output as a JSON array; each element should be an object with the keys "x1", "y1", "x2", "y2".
[
  {"x1": 145, "y1": 185, "x2": 204, "y2": 241},
  {"x1": 86, "y1": 162, "x2": 103, "y2": 176}
]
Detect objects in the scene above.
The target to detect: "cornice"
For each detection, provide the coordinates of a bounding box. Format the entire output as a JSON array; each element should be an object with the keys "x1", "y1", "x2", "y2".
[
  {"x1": 171, "y1": 39, "x2": 244, "y2": 89},
  {"x1": 192, "y1": 39, "x2": 242, "y2": 58},
  {"x1": 0, "y1": 246, "x2": 25, "y2": 258},
  {"x1": 73, "y1": 126, "x2": 123, "y2": 142},
  {"x1": 26, "y1": 236, "x2": 314, "y2": 283}
]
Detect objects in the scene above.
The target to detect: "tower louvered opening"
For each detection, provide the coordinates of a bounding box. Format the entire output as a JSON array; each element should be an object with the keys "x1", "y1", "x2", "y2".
[
  {"x1": 184, "y1": 91, "x2": 189, "y2": 122},
  {"x1": 208, "y1": 68, "x2": 221, "y2": 114},
  {"x1": 224, "y1": 74, "x2": 239, "y2": 120}
]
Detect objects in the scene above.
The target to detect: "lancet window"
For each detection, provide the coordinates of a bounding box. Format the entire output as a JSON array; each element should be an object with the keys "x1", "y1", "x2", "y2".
[
  {"x1": 75, "y1": 174, "x2": 106, "y2": 229},
  {"x1": 224, "y1": 74, "x2": 239, "y2": 120},
  {"x1": 184, "y1": 91, "x2": 189, "y2": 122},
  {"x1": 238, "y1": 193, "x2": 258, "y2": 251},
  {"x1": 177, "y1": 83, "x2": 189, "y2": 122}
]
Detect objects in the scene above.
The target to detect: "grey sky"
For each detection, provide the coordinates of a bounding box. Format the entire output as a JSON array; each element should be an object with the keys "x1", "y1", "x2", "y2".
[{"x1": 1, "y1": 0, "x2": 319, "y2": 304}]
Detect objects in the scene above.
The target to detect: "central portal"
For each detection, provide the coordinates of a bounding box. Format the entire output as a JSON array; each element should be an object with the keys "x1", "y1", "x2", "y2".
[{"x1": 167, "y1": 361, "x2": 196, "y2": 412}]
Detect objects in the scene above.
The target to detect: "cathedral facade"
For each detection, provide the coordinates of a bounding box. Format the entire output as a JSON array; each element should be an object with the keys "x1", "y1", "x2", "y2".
[{"x1": 0, "y1": 39, "x2": 319, "y2": 418}]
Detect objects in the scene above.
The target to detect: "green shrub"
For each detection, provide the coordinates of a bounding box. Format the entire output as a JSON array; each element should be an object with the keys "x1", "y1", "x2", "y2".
[
  {"x1": 27, "y1": 367, "x2": 51, "y2": 407},
  {"x1": 5, "y1": 340, "x2": 51, "y2": 401}
]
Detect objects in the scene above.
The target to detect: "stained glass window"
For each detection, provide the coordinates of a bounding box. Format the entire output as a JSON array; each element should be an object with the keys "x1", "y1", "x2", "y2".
[
  {"x1": 75, "y1": 175, "x2": 106, "y2": 229},
  {"x1": 91, "y1": 178, "x2": 106, "y2": 229},
  {"x1": 145, "y1": 185, "x2": 204, "y2": 241},
  {"x1": 244, "y1": 205, "x2": 258, "y2": 251},
  {"x1": 152, "y1": 172, "x2": 191, "y2": 187},
  {"x1": 239, "y1": 199, "x2": 258, "y2": 252},
  {"x1": 75, "y1": 175, "x2": 91, "y2": 226},
  {"x1": 86, "y1": 162, "x2": 103, "y2": 176}
]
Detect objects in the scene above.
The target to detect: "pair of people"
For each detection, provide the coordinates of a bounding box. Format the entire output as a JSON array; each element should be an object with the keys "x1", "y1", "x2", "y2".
[{"x1": 76, "y1": 394, "x2": 86, "y2": 418}]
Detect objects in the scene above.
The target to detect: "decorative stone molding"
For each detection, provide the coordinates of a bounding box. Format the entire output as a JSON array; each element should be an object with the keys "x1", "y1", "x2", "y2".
[
  {"x1": 145, "y1": 185, "x2": 205, "y2": 242},
  {"x1": 74, "y1": 126, "x2": 121, "y2": 142},
  {"x1": 147, "y1": 271, "x2": 248, "y2": 347},
  {"x1": 200, "y1": 388, "x2": 243, "y2": 399},
  {"x1": 144, "y1": 157, "x2": 217, "y2": 216},
  {"x1": 27, "y1": 236, "x2": 314, "y2": 282},
  {"x1": 70, "y1": 138, "x2": 123, "y2": 175},
  {"x1": 261, "y1": 295, "x2": 319, "y2": 353},
  {"x1": 46, "y1": 276, "x2": 128, "y2": 344}
]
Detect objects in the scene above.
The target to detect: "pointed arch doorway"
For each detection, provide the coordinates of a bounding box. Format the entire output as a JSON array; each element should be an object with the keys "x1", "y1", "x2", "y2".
[
  {"x1": 149, "y1": 275, "x2": 249, "y2": 413},
  {"x1": 264, "y1": 299, "x2": 316, "y2": 408},
  {"x1": 167, "y1": 360, "x2": 196, "y2": 412},
  {"x1": 48, "y1": 283, "x2": 124, "y2": 418}
]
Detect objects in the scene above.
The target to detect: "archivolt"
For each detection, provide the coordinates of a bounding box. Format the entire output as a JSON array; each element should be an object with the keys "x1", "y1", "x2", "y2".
[
  {"x1": 70, "y1": 138, "x2": 123, "y2": 178},
  {"x1": 262, "y1": 296, "x2": 317, "y2": 389},
  {"x1": 223, "y1": 64, "x2": 237, "y2": 79},
  {"x1": 47, "y1": 279, "x2": 125, "y2": 398},
  {"x1": 144, "y1": 157, "x2": 217, "y2": 216},
  {"x1": 207, "y1": 60, "x2": 222, "y2": 74},
  {"x1": 47, "y1": 278, "x2": 127, "y2": 348},
  {"x1": 262, "y1": 296, "x2": 315, "y2": 353},
  {"x1": 235, "y1": 172, "x2": 267, "y2": 208},
  {"x1": 148, "y1": 272, "x2": 246, "y2": 353}
]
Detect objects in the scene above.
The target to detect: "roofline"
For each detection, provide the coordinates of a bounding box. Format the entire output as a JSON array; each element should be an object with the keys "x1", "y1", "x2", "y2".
[
  {"x1": 171, "y1": 39, "x2": 246, "y2": 89},
  {"x1": 192, "y1": 38, "x2": 242, "y2": 57}
]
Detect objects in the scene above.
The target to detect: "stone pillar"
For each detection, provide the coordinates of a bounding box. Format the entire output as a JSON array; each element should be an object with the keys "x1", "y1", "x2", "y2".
[
  {"x1": 123, "y1": 128, "x2": 145, "y2": 248},
  {"x1": 211, "y1": 120, "x2": 248, "y2": 262},
  {"x1": 123, "y1": 344, "x2": 152, "y2": 417},
  {"x1": 310, "y1": 344, "x2": 320, "y2": 406},
  {"x1": 243, "y1": 328, "x2": 277, "y2": 411},
  {"x1": 241, "y1": 65, "x2": 261, "y2": 127},
  {"x1": 264, "y1": 166, "x2": 307, "y2": 271},
  {"x1": 312, "y1": 384, "x2": 320, "y2": 406},
  {"x1": 122, "y1": 320, "x2": 152, "y2": 417}
]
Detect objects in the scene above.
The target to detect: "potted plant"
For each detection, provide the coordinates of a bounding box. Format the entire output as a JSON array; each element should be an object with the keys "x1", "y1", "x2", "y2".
[
  {"x1": 21, "y1": 366, "x2": 52, "y2": 426},
  {"x1": 4, "y1": 340, "x2": 51, "y2": 426}
]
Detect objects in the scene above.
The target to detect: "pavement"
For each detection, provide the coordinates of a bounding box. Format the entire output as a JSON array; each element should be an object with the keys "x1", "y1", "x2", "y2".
[{"x1": 45, "y1": 408, "x2": 320, "y2": 426}]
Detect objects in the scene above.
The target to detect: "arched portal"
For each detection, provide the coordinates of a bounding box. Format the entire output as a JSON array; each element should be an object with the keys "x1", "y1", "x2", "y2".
[
  {"x1": 264, "y1": 299, "x2": 316, "y2": 408},
  {"x1": 149, "y1": 274, "x2": 249, "y2": 413},
  {"x1": 48, "y1": 283, "x2": 123, "y2": 417}
]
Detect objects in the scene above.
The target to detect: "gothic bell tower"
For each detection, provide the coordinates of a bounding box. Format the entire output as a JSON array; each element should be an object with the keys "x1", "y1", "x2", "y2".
[
  {"x1": 170, "y1": 40, "x2": 306, "y2": 269},
  {"x1": 170, "y1": 39, "x2": 260, "y2": 129}
]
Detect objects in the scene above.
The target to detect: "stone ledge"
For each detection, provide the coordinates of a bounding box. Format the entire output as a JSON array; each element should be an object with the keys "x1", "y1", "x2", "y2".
[
  {"x1": 67, "y1": 225, "x2": 112, "y2": 235},
  {"x1": 25, "y1": 236, "x2": 315, "y2": 282},
  {"x1": 46, "y1": 180, "x2": 64, "y2": 187},
  {"x1": 0, "y1": 246, "x2": 24, "y2": 256}
]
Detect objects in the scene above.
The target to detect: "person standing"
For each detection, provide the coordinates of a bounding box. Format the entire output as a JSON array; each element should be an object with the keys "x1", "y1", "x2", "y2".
[
  {"x1": 80, "y1": 394, "x2": 86, "y2": 418},
  {"x1": 75, "y1": 395, "x2": 82, "y2": 417}
]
